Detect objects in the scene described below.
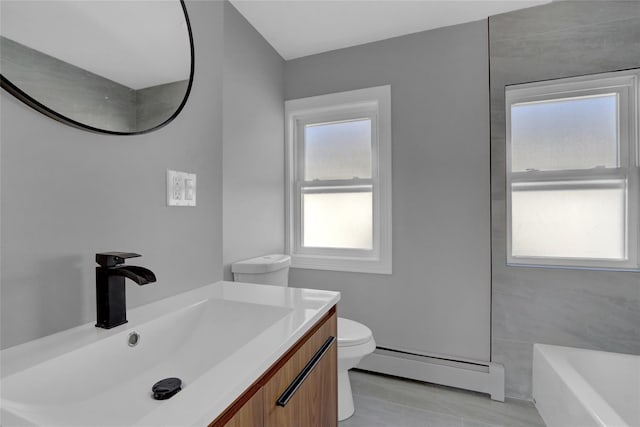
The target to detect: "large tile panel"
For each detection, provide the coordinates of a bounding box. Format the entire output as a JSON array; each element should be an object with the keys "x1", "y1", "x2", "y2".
[{"x1": 489, "y1": 1, "x2": 640, "y2": 399}]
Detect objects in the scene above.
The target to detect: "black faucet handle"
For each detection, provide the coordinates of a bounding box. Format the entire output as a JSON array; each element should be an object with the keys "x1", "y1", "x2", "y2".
[{"x1": 96, "y1": 252, "x2": 141, "y2": 267}]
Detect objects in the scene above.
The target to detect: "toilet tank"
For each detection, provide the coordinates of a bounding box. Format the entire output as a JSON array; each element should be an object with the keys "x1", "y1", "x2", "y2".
[{"x1": 231, "y1": 254, "x2": 291, "y2": 287}]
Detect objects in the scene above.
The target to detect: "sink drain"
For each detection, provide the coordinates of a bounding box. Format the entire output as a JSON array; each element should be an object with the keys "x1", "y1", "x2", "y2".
[{"x1": 152, "y1": 377, "x2": 182, "y2": 400}]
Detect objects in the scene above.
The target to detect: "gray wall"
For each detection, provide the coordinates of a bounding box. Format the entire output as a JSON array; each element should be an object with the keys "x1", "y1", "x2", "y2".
[
  {"x1": 285, "y1": 21, "x2": 492, "y2": 362},
  {"x1": 0, "y1": 0, "x2": 224, "y2": 349},
  {"x1": 222, "y1": 2, "x2": 285, "y2": 279},
  {"x1": 489, "y1": 1, "x2": 640, "y2": 399}
]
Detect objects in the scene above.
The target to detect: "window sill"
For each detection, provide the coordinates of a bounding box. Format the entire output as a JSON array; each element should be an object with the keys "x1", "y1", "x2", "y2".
[
  {"x1": 506, "y1": 261, "x2": 640, "y2": 272},
  {"x1": 290, "y1": 253, "x2": 392, "y2": 275}
]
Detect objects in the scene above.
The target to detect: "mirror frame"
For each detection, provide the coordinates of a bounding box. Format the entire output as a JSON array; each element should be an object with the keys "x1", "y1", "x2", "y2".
[{"x1": 0, "y1": 0, "x2": 195, "y2": 136}]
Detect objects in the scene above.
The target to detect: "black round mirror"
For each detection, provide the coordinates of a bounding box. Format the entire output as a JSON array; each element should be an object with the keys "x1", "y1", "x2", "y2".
[{"x1": 0, "y1": 0, "x2": 194, "y2": 135}]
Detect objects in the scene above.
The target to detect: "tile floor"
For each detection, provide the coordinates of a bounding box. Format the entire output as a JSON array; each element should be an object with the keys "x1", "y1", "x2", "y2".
[{"x1": 340, "y1": 370, "x2": 545, "y2": 427}]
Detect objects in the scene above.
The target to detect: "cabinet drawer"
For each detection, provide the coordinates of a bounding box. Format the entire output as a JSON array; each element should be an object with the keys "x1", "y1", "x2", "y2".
[
  {"x1": 263, "y1": 311, "x2": 337, "y2": 427},
  {"x1": 209, "y1": 307, "x2": 337, "y2": 427},
  {"x1": 216, "y1": 388, "x2": 262, "y2": 427}
]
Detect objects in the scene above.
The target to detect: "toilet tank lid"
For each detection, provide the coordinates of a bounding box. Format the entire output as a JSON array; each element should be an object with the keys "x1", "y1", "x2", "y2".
[{"x1": 231, "y1": 254, "x2": 291, "y2": 274}]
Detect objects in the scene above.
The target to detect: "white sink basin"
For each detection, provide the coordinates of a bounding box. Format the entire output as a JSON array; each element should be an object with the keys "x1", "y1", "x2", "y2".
[{"x1": 0, "y1": 281, "x2": 340, "y2": 426}]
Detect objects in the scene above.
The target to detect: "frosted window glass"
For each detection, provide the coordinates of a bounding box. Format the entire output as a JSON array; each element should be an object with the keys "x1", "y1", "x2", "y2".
[
  {"x1": 511, "y1": 94, "x2": 618, "y2": 172},
  {"x1": 305, "y1": 119, "x2": 371, "y2": 180},
  {"x1": 303, "y1": 192, "x2": 372, "y2": 249},
  {"x1": 511, "y1": 185, "x2": 625, "y2": 259}
]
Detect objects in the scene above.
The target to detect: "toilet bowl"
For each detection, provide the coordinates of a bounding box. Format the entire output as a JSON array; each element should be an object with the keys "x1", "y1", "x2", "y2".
[
  {"x1": 337, "y1": 317, "x2": 376, "y2": 420},
  {"x1": 231, "y1": 254, "x2": 376, "y2": 421}
]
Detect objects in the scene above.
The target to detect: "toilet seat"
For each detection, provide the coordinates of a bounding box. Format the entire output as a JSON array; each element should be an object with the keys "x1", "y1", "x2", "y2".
[{"x1": 338, "y1": 317, "x2": 373, "y2": 347}]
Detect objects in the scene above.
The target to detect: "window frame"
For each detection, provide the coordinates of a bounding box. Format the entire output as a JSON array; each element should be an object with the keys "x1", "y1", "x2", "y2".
[
  {"x1": 285, "y1": 85, "x2": 392, "y2": 274},
  {"x1": 505, "y1": 69, "x2": 639, "y2": 270}
]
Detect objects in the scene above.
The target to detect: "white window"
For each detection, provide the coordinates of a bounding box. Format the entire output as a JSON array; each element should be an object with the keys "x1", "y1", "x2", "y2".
[
  {"x1": 506, "y1": 69, "x2": 639, "y2": 270},
  {"x1": 285, "y1": 86, "x2": 392, "y2": 274}
]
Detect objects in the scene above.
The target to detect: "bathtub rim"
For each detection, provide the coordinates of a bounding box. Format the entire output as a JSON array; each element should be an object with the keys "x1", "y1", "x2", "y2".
[{"x1": 532, "y1": 343, "x2": 635, "y2": 427}]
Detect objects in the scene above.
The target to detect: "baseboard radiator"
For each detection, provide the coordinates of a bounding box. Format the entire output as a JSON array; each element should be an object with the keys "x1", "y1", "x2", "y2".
[{"x1": 356, "y1": 347, "x2": 505, "y2": 402}]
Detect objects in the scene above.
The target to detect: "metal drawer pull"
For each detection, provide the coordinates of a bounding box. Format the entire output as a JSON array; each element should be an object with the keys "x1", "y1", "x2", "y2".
[{"x1": 276, "y1": 335, "x2": 336, "y2": 407}]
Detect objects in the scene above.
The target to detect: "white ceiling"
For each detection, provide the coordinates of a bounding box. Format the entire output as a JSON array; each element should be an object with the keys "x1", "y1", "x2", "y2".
[
  {"x1": 230, "y1": 0, "x2": 550, "y2": 60},
  {"x1": 1, "y1": 1, "x2": 191, "y2": 90}
]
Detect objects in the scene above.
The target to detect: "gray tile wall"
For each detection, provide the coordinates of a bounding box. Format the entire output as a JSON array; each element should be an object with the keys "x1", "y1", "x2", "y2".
[
  {"x1": 489, "y1": 1, "x2": 640, "y2": 399},
  {"x1": 136, "y1": 80, "x2": 190, "y2": 131},
  {"x1": 1, "y1": 36, "x2": 189, "y2": 133},
  {"x1": 1, "y1": 36, "x2": 137, "y2": 132}
]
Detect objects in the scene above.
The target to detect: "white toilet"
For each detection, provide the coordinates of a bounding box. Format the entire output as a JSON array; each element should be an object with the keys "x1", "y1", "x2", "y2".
[{"x1": 232, "y1": 254, "x2": 375, "y2": 421}]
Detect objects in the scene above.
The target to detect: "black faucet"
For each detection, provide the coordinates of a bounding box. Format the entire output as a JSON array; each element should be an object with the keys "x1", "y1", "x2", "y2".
[{"x1": 95, "y1": 252, "x2": 156, "y2": 329}]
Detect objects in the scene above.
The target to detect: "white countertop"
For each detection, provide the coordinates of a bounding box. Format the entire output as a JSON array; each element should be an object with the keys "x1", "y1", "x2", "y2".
[{"x1": 0, "y1": 281, "x2": 340, "y2": 426}]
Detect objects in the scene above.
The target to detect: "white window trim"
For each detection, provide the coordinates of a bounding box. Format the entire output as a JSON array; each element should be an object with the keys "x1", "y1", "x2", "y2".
[
  {"x1": 285, "y1": 85, "x2": 392, "y2": 274},
  {"x1": 505, "y1": 69, "x2": 640, "y2": 270}
]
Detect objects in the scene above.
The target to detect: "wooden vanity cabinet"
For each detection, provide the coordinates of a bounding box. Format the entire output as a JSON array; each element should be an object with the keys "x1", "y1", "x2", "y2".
[
  {"x1": 215, "y1": 388, "x2": 263, "y2": 427},
  {"x1": 210, "y1": 307, "x2": 337, "y2": 427}
]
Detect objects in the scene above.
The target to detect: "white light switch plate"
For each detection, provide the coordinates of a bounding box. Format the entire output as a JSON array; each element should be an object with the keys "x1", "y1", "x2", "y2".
[{"x1": 167, "y1": 169, "x2": 196, "y2": 206}]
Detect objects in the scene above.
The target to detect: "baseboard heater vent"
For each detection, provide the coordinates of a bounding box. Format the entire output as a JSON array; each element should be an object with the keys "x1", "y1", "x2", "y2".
[{"x1": 356, "y1": 347, "x2": 505, "y2": 401}]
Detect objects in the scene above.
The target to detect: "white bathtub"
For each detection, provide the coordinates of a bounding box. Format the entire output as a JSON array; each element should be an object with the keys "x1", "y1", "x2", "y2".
[{"x1": 533, "y1": 344, "x2": 640, "y2": 427}]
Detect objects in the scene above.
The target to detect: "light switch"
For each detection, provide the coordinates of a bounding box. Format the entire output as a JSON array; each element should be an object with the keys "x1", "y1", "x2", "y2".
[{"x1": 167, "y1": 170, "x2": 196, "y2": 206}]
